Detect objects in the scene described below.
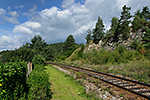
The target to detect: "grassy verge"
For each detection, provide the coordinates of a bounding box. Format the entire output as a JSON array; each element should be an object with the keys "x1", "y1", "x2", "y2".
[
  {"x1": 45, "y1": 65, "x2": 96, "y2": 100},
  {"x1": 58, "y1": 58, "x2": 150, "y2": 84}
]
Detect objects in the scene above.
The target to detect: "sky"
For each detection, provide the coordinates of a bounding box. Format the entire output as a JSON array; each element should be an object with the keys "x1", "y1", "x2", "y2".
[{"x1": 0, "y1": 0, "x2": 150, "y2": 51}]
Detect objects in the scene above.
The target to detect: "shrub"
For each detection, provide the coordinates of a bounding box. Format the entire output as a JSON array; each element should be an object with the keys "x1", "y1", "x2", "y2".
[
  {"x1": 0, "y1": 61, "x2": 29, "y2": 99},
  {"x1": 63, "y1": 50, "x2": 74, "y2": 57},
  {"x1": 130, "y1": 39, "x2": 140, "y2": 50},
  {"x1": 77, "y1": 43, "x2": 85, "y2": 58},
  {"x1": 60, "y1": 55, "x2": 67, "y2": 60},
  {"x1": 32, "y1": 54, "x2": 45, "y2": 65},
  {"x1": 83, "y1": 51, "x2": 92, "y2": 61},
  {"x1": 83, "y1": 46, "x2": 143, "y2": 65},
  {"x1": 27, "y1": 64, "x2": 51, "y2": 99},
  {"x1": 77, "y1": 50, "x2": 83, "y2": 58},
  {"x1": 115, "y1": 45, "x2": 127, "y2": 54},
  {"x1": 144, "y1": 49, "x2": 150, "y2": 59}
]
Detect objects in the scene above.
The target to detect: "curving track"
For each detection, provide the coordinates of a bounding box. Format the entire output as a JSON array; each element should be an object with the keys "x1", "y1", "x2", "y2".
[{"x1": 46, "y1": 62, "x2": 150, "y2": 99}]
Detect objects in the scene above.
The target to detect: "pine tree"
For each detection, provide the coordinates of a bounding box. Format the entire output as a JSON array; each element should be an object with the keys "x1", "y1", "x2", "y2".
[
  {"x1": 110, "y1": 17, "x2": 118, "y2": 34},
  {"x1": 141, "y1": 6, "x2": 150, "y2": 21},
  {"x1": 85, "y1": 29, "x2": 92, "y2": 44},
  {"x1": 142, "y1": 27, "x2": 150, "y2": 49},
  {"x1": 132, "y1": 15, "x2": 143, "y2": 32},
  {"x1": 93, "y1": 16, "x2": 105, "y2": 44},
  {"x1": 135, "y1": 9, "x2": 143, "y2": 18},
  {"x1": 118, "y1": 5, "x2": 132, "y2": 40}
]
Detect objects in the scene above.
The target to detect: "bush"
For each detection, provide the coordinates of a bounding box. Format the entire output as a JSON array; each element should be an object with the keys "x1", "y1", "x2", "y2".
[
  {"x1": 0, "y1": 61, "x2": 29, "y2": 99},
  {"x1": 130, "y1": 39, "x2": 140, "y2": 50},
  {"x1": 77, "y1": 50, "x2": 83, "y2": 58},
  {"x1": 60, "y1": 55, "x2": 67, "y2": 60},
  {"x1": 144, "y1": 49, "x2": 150, "y2": 59},
  {"x1": 27, "y1": 64, "x2": 51, "y2": 99},
  {"x1": 62, "y1": 50, "x2": 74, "y2": 57},
  {"x1": 83, "y1": 46, "x2": 142, "y2": 65},
  {"x1": 32, "y1": 54, "x2": 45, "y2": 65},
  {"x1": 115, "y1": 45, "x2": 127, "y2": 54}
]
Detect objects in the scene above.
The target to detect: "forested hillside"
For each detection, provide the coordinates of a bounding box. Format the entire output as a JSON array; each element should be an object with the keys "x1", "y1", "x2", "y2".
[{"x1": 0, "y1": 5, "x2": 150, "y2": 64}]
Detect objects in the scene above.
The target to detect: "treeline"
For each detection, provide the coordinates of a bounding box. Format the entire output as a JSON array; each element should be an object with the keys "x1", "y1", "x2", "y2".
[
  {"x1": 85, "y1": 5, "x2": 150, "y2": 49},
  {"x1": 0, "y1": 35, "x2": 81, "y2": 62}
]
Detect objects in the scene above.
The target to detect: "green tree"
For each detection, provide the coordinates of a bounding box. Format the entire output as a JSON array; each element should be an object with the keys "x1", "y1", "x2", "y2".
[
  {"x1": 142, "y1": 27, "x2": 150, "y2": 49},
  {"x1": 118, "y1": 5, "x2": 132, "y2": 40},
  {"x1": 135, "y1": 9, "x2": 143, "y2": 18},
  {"x1": 31, "y1": 35, "x2": 47, "y2": 52},
  {"x1": 85, "y1": 29, "x2": 92, "y2": 44},
  {"x1": 134, "y1": 8, "x2": 147, "y2": 26},
  {"x1": 63, "y1": 35, "x2": 75, "y2": 52},
  {"x1": 32, "y1": 54, "x2": 45, "y2": 65},
  {"x1": 40, "y1": 46, "x2": 55, "y2": 61},
  {"x1": 130, "y1": 39, "x2": 141, "y2": 50},
  {"x1": 110, "y1": 17, "x2": 119, "y2": 34},
  {"x1": 109, "y1": 17, "x2": 119, "y2": 42},
  {"x1": 93, "y1": 16, "x2": 105, "y2": 44},
  {"x1": 131, "y1": 15, "x2": 143, "y2": 32},
  {"x1": 141, "y1": 6, "x2": 150, "y2": 21}
]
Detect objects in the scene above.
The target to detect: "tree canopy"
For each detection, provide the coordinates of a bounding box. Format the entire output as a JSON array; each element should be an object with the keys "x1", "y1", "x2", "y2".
[
  {"x1": 93, "y1": 16, "x2": 105, "y2": 44},
  {"x1": 118, "y1": 5, "x2": 132, "y2": 40},
  {"x1": 63, "y1": 35, "x2": 75, "y2": 52},
  {"x1": 85, "y1": 29, "x2": 92, "y2": 44},
  {"x1": 142, "y1": 27, "x2": 150, "y2": 49}
]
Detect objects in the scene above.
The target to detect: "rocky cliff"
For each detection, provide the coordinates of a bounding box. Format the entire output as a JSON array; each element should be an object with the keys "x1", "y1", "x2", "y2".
[{"x1": 84, "y1": 29, "x2": 144, "y2": 52}]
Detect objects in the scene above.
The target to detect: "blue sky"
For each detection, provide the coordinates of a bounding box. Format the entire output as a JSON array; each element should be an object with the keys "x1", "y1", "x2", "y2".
[{"x1": 0, "y1": 0, "x2": 150, "y2": 51}]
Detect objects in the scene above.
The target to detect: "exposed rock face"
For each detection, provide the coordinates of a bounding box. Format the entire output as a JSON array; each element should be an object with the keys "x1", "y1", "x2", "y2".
[{"x1": 84, "y1": 30, "x2": 143, "y2": 52}]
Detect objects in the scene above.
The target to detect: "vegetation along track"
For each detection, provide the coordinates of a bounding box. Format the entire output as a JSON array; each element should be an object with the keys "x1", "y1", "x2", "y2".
[{"x1": 46, "y1": 62, "x2": 150, "y2": 99}]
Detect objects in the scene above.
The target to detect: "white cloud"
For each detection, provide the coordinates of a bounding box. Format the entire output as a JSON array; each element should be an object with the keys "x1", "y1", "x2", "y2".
[
  {"x1": 4, "y1": 16, "x2": 20, "y2": 24},
  {"x1": 15, "y1": 5, "x2": 24, "y2": 9},
  {"x1": 0, "y1": 8, "x2": 6, "y2": 15},
  {"x1": 40, "y1": 7, "x2": 58, "y2": 18},
  {"x1": 61, "y1": 0, "x2": 75, "y2": 9},
  {"x1": 23, "y1": 21, "x2": 41, "y2": 29},
  {"x1": 9, "y1": 11, "x2": 19, "y2": 17},
  {"x1": 116, "y1": 0, "x2": 129, "y2": 11},
  {"x1": 29, "y1": 5, "x2": 37, "y2": 14},
  {"x1": 4, "y1": 11, "x2": 19, "y2": 24},
  {"x1": 72, "y1": 5, "x2": 89, "y2": 14},
  {"x1": 14, "y1": 26, "x2": 33, "y2": 35},
  {"x1": 40, "y1": 0, "x2": 45, "y2": 5},
  {"x1": 13, "y1": 22, "x2": 41, "y2": 35},
  {"x1": 0, "y1": 8, "x2": 19, "y2": 24},
  {"x1": 1, "y1": 0, "x2": 150, "y2": 51},
  {"x1": 0, "y1": 35, "x2": 22, "y2": 50},
  {"x1": 23, "y1": 5, "x2": 37, "y2": 18},
  {"x1": 7, "y1": 6, "x2": 11, "y2": 10}
]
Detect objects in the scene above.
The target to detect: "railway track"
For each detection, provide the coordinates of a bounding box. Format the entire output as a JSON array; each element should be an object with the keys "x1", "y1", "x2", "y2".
[{"x1": 46, "y1": 63, "x2": 150, "y2": 99}]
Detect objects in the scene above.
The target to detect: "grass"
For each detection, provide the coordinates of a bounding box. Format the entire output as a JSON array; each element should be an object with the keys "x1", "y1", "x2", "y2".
[
  {"x1": 45, "y1": 65, "x2": 99, "y2": 100},
  {"x1": 60, "y1": 58, "x2": 150, "y2": 84}
]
